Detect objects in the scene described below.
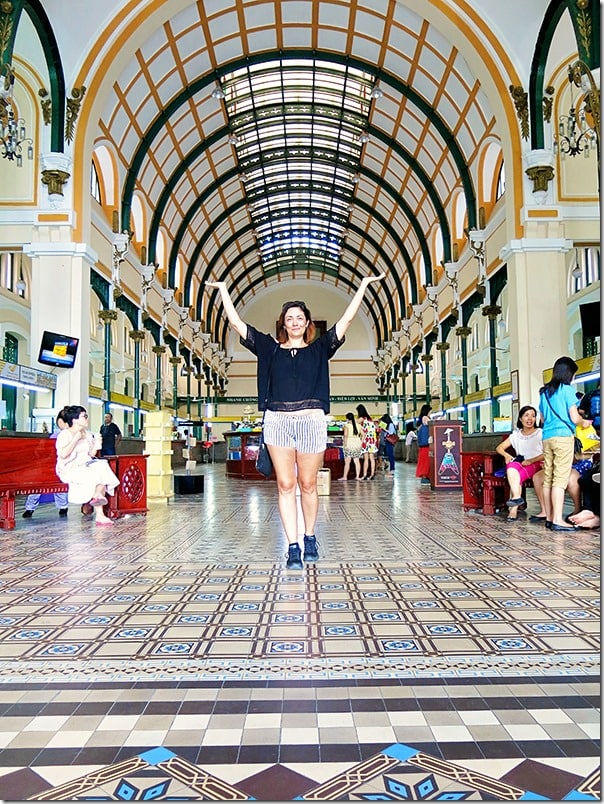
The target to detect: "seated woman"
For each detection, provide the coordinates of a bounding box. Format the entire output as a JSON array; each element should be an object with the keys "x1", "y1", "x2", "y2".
[
  {"x1": 568, "y1": 460, "x2": 600, "y2": 530},
  {"x1": 495, "y1": 405, "x2": 544, "y2": 521},
  {"x1": 55, "y1": 405, "x2": 120, "y2": 526}
]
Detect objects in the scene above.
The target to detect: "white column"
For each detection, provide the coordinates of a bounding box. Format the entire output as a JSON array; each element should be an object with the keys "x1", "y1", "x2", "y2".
[
  {"x1": 23, "y1": 239, "x2": 98, "y2": 408},
  {"x1": 499, "y1": 237, "x2": 572, "y2": 407}
]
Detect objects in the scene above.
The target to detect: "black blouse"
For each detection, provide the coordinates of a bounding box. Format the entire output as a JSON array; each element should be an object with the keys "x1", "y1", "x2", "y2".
[{"x1": 240, "y1": 324, "x2": 344, "y2": 412}]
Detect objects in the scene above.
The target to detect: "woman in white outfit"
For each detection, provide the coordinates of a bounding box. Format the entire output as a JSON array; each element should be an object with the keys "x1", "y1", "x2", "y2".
[{"x1": 55, "y1": 405, "x2": 120, "y2": 525}]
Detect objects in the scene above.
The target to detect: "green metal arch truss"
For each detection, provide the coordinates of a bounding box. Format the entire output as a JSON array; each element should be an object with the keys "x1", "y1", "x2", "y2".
[
  {"x1": 529, "y1": 0, "x2": 600, "y2": 150},
  {"x1": 206, "y1": 251, "x2": 386, "y2": 355},
  {"x1": 181, "y1": 192, "x2": 411, "y2": 308},
  {"x1": 186, "y1": 201, "x2": 403, "y2": 339},
  {"x1": 19, "y1": 0, "x2": 65, "y2": 152},
  {"x1": 162, "y1": 154, "x2": 423, "y2": 305},
  {"x1": 204, "y1": 233, "x2": 396, "y2": 348},
  {"x1": 122, "y1": 49, "x2": 475, "y2": 280}
]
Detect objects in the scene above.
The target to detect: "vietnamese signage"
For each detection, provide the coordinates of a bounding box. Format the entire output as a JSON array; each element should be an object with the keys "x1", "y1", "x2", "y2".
[
  {"x1": 208, "y1": 395, "x2": 389, "y2": 404},
  {"x1": 0, "y1": 361, "x2": 57, "y2": 390}
]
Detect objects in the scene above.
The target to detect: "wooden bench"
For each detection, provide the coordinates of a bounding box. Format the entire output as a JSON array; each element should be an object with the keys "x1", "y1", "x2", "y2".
[
  {"x1": 0, "y1": 437, "x2": 148, "y2": 529},
  {"x1": 462, "y1": 448, "x2": 533, "y2": 515}
]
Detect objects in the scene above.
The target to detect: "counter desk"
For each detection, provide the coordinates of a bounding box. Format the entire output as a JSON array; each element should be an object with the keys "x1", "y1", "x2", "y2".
[{"x1": 223, "y1": 430, "x2": 344, "y2": 480}]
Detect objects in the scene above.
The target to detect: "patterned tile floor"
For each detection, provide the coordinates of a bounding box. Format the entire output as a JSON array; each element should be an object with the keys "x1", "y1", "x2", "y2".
[{"x1": 0, "y1": 461, "x2": 599, "y2": 801}]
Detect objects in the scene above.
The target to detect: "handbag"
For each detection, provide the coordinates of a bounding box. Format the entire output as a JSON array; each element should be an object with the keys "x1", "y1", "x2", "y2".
[
  {"x1": 255, "y1": 438, "x2": 273, "y2": 477},
  {"x1": 255, "y1": 343, "x2": 280, "y2": 477},
  {"x1": 385, "y1": 432, "x2": 399, "y2": 445}
]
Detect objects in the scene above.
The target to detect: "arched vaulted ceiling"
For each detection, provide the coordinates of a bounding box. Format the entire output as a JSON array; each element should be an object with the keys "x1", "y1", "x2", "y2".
[{"x1": 94, "y1": 1, "x2": 498, "y2": 351}]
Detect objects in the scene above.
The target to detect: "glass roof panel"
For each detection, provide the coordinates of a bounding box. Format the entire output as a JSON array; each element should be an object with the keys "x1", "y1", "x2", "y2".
[{"x1": 219, "y1": 57, "x2": 376, "y2": 269}]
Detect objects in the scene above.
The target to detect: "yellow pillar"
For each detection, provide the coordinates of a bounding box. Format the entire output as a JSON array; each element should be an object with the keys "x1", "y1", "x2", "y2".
[{"x1": 144, "y1": 409, "x2": 174, "y2": 503}]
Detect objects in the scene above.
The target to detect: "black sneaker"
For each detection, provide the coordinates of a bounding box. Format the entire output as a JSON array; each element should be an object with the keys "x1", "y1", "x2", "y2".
[
  {"x1": 286, "y1": 543, "x2": 303, "y2": 570},
  {"x1": 303, "y1": 534, "x2": 319, "y2": 562},
  {"x1": 58, "y1": 508, "x2": 68, "y2": 517},
  {"x1": 22, "y1": 510, "x2": 33, "y2": 518}
]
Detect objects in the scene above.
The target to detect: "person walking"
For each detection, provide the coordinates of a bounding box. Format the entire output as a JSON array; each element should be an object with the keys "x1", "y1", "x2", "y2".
[
  {"x1": 342, "y1": 412, "x2": 363, "y2": 480},
  {"x1": 23, "y1": 409, "x2": 69, "y2": 519},
  {"x1": 379, "y1": 413, "x2": 397, "y2": 476},
  {"x1": 404, "y1": 422, "x2": 418, "y2": 462},
  {"x1": 207, "y1": 272, "x2": 385, "y2": 569},
  {"x1": 538, "y1": 356, "x2": 593, "y2": 531},
  {"x1": 415, "y1": 404, "x2": 432, "y2": 484},
  {"x1": 356, "y1": 404, "x2": 378, "y2": 480},
  {"x1": 100, "y1": 412, "x2": 122, "y2": 456}
]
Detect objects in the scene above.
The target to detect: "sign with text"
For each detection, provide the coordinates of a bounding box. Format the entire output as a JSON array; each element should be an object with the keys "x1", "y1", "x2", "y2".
[{"x1": 209, "y1": 395, "x2": 388, "y2": 404}]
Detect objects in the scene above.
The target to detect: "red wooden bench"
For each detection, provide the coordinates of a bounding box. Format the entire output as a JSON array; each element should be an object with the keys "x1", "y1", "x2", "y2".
[
  {"x1": 462, "y1": 448, "x2": 532, "y2": 515},
  {"x1": 0, "y1": 437, "x2": 148, "y2": 529}
]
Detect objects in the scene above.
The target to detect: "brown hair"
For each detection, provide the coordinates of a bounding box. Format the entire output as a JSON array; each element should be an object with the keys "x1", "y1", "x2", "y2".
[{"x1": 276, "y1": 301, "x2": 315, "y2": 344}]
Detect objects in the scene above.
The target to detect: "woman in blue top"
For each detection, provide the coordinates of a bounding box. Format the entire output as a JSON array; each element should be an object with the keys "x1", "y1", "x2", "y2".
[
  {"x1": 207, "y1": 274, "x2": 384, "y2": 569},
  {"x1": 538, "y1": 356, "x2": 592, "y2": 532}
]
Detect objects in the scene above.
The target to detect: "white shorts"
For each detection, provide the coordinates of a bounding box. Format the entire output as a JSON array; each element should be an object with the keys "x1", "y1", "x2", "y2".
[{"x1": 263, "y1": 409, "x2": 327, "y2": 454}]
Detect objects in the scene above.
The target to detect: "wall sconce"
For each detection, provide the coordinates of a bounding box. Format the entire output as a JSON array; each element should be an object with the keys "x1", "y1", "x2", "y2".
[{"x1": 425, "y1": 285, "x2": 438, "y2": 303}]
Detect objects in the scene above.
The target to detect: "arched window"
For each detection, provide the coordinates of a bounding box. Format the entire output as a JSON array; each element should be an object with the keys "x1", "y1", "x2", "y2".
[
  {"x1": 92, "y1": 144, "x2": 117, "y2": 207},
  {"x1": 90, "y1": 161, "x2": 102, "y2": 203},
  {"x1": 433, "y1": 228, "x2": 444, "y2": 271},
  {"x1": 3, "y1": 333, "x2": 18, "y2": 362},
  {"x1": 131, "y1": 194, "x2": 145, "y2": 245},
  {"x1": 480, "y1": 141, "x2": 504, "y2": 206},
  {"x1": 454, "y1": 193, "x2": 467, "y2": 242},
  {"x1": 496, "y1": 162, "x2": 506, "y2": 199}
]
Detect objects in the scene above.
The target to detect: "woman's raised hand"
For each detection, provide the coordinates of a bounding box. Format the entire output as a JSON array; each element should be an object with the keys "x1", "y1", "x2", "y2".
[{"x1": 206, "y1": 280, "x2": 225, "y2": 290}]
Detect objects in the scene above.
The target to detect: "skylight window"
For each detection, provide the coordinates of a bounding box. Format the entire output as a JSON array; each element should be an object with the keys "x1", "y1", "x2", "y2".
[{"x1": 219, "y1": 57, "x2": 376, "y2": 272}]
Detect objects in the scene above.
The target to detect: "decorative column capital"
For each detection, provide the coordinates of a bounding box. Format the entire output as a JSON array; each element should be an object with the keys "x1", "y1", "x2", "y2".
[
  {"x1": 194, "y1": 373, "x2": 204, "y2": 382},
  {"x1": 40, "y1": 169, "x2": 70, "y2": 198},
  {"x1": 98, "y1": 309, "x2": 118, "y2": 324},
  {"x1": 525, "y1": 165, "x2": 554, "y2": 201},
  {"x1": 481, "y1": 304, "x2": 502, "y2": 320},
  {"x1": 152, "y1": 345, "x2": 166, "y2": 355},
  {"x1": 455, "y1": 326, "x2": 472, "y2": 338},
  {"x1": 421, "y1": 353, "x2": 433, "y2": 363},
  {"x1": 129, "y1": 329, "x2": 146, "y2": 342},
  {"x1": 435, "y1": 342, "x2": 450, "y2": 352},
  {"x1": 169, "y1": 356, "x2": 181, "y2": 366}
]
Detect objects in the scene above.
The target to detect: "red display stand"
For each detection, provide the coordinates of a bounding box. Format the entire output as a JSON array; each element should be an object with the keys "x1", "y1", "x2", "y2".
[{"x1": 428, "y1": 420, "x2": 463, "y2": 489}]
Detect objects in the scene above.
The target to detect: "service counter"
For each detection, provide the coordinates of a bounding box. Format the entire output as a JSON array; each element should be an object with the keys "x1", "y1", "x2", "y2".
[{"x1": 223, "y1": 431, "x2": 344, "y2": 479}]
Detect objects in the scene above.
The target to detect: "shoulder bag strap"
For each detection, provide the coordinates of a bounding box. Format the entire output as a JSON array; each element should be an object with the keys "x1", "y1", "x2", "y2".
[
  {"x1": 542, "y1": 391, "x2": 574, "y2": 435},
  {"x1": 260, "y1": 343, "x2": 280, "y2": 429}
]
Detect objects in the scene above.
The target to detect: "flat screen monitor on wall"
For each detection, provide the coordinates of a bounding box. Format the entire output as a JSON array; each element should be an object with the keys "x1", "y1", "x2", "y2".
[{"x1": 37, "y1": 331, "x2": 80, "y2": 368}]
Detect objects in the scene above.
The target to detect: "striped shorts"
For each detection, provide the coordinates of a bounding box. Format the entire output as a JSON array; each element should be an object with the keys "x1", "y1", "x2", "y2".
[{"x1": 263, "y1": 409, "x2": 327, "y2": 454}]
